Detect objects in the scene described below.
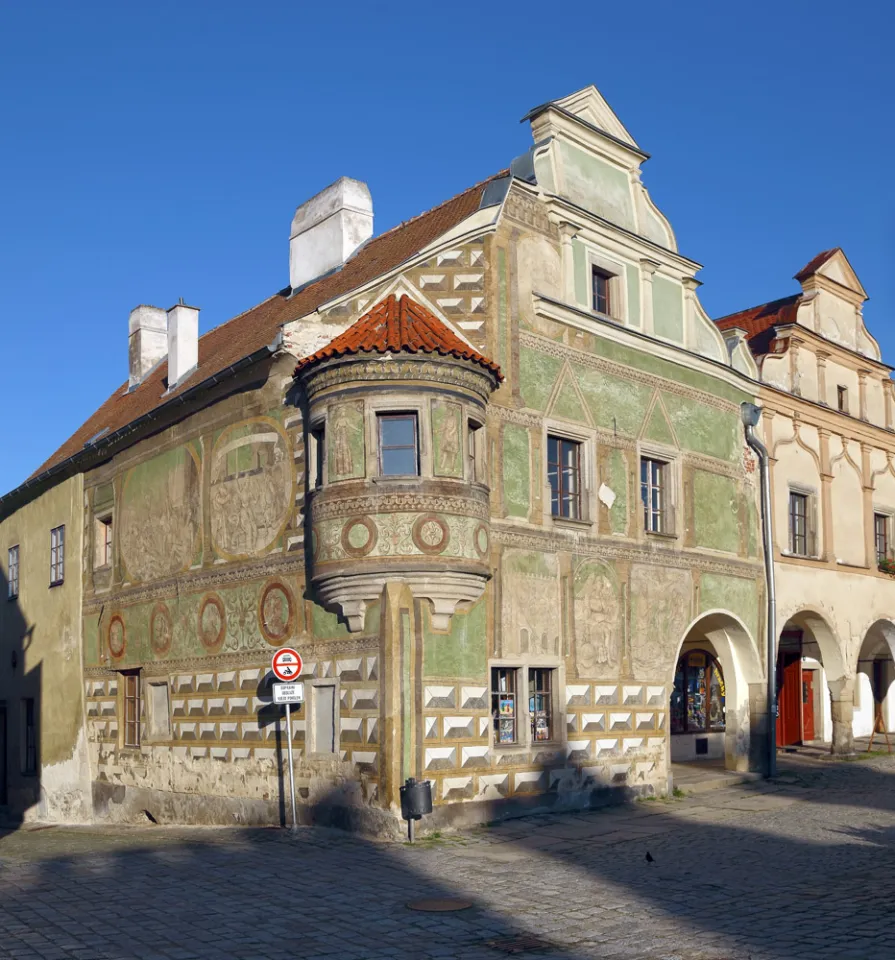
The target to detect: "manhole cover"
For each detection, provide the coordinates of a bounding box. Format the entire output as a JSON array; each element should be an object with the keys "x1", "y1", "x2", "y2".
[
  {"x1": 406, "y1": 898, "x2": 473, "y2": 912},
  {"x1": 486, "y1": 935, "x2": 552, "y2": 954}
]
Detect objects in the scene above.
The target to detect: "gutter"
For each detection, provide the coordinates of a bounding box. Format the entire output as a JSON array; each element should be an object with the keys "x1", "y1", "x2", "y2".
[
  {"x1": 741, "y1": 402, "x2": 777, "y2": 779},
  {"x1": 0, "y1": 337, "x2": 281, "y2": 518}
]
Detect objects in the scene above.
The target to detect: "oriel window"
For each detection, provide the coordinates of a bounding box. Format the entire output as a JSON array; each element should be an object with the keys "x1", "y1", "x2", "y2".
[
  {"x1": 547, "y1": 435, "x2": 581, "y2": 520},
  {"x1": 378, "y1": 413, "x2": 419, "y2": 477},
  {"x1": 123, "y1": 672, "x2": 141, "y2": 748},
  {"x1": 7, "y1": 545, "x2": 19, "y2": 599},
  {"x1": 50, "y1": 525, "x2": 65, "y2": 586},
  {"x1": 875, "y1": 513, "x2": 889, "y2": 564},
  {"x1": 529, "y1": 668, "x2": 554, "y2": 742},
  {"x1": 491, "y1": 667, "x2": 518, "y2": 744},
  {"x1": 641, "y1": 457, "x2": 669, "y2": 534},
  {"x1": 592, "y1": 267, "x2": 612, "y2": 316}
]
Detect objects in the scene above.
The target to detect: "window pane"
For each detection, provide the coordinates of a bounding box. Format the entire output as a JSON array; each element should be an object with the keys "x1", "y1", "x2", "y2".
[
  {"x1": 381, "y1": 447, "x2": 417, "y2": 476},
  {"x1": 380, "y1": 416, "x2": 415, "y2": 448},
  {"x1": 686, "y1": 657, "x2": 707, "y2": 732},
  {"x1": 491, "y1": 668, "x2": 517, "y2": 744}
]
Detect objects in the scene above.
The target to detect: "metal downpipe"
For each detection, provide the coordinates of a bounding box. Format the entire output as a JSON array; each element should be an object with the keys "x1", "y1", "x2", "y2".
[{"x1": 742, "y1": 404, "x2": 777, "y2": 779}]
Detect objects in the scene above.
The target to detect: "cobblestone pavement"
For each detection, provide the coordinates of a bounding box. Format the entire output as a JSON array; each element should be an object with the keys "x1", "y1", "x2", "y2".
[{"x1": 2, "y1": 755, "x2": 895, "y2": 960}]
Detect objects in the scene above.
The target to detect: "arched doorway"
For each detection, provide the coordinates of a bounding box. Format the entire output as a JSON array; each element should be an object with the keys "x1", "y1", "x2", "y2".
[
  {"x1": 853, "y1": 620, "x2": 895, "y2": 741},
  {"x1": 669, "y1": 612, "x2": 763, "y2": 777},
  {"x1": 776, "y1": 609, "x2": 845, "y2": 750}
]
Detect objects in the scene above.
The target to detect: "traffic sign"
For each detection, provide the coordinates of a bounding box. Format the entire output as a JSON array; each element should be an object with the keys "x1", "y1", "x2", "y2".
[
  {"x1": 273, "y1": 682, "x2": 304, "y2": 704},
  {"x1": 271, "y1": 647, "x2": 303, "y2": 682}
]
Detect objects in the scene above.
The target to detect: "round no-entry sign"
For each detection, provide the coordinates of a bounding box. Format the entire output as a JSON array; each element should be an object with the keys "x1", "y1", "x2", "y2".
[{"x1": 271, "y1": 647, "x2": 303, "y2": 682}]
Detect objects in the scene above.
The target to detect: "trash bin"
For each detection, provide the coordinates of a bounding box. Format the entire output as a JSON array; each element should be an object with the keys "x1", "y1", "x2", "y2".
[{"x1": 400, "y1": 777, "x2": 433, "y2": 821}]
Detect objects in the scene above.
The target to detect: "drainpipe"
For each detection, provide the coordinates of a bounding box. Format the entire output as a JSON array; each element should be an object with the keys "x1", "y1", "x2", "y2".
[{"x1": 741, "y1": 402, "x2": 777, "y2": 779}]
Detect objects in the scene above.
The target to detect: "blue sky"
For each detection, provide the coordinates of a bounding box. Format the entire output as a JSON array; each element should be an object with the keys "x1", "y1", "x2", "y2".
[{"x1": 1, "y1": 1, "x2": 892, "y2": 494}]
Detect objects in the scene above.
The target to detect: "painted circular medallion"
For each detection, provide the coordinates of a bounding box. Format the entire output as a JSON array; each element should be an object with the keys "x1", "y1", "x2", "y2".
[
  {"x1": 259, "y1": 581, "x2": 295, "y2": 646},
  {"x1": 340, "y1": 517, "x2": 378, "y2": 558},
  {"x1": 108, "y1": 615, "x2": 126, "y2": 659},
  {"x1": 150, "y1": 603, "x2": 173, "y2": 656},
  {"x1": 412, "y1": 515, "x2": 450, "y2": 555},
  {"x1": 473, "y1": 523, "x2": 490, "y2": 559},
  {"x1": 198, "y1": 594, "x2": 226, "y2": 651}
]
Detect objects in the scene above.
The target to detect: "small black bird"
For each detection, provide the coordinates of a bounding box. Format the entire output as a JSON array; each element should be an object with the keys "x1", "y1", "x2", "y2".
[{"x1": 645, "y1": 851, "x2": 655, "y2": 864}]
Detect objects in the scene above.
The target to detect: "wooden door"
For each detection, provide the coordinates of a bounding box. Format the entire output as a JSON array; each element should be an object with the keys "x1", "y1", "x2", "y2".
[
  {"x1": 776, "y1": 653, "x2": 802, "y2": 746},
  {"x1": 802, "y1": 670, "x2": 816, "y2": 742}
]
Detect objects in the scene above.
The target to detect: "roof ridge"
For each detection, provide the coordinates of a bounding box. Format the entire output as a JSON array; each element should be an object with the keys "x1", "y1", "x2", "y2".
[{"x1": 714, "y1": 293, "x2": 801, "y2": 325}]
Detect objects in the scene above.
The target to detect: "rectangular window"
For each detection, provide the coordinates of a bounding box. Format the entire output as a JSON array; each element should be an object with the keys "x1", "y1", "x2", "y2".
[
  {"x1": 789, "y1": 492, "x2": 808, "y2": 556},
  {"x1": 311, "y1": 683, "x2": 336, "y2": 754},
  {"x1": 378, "y1": 413, "x2": 419, "y2": 477},
  {"x1": 21, "y1": 698, "x2": 37, "y2": 775},
  {"x1": 547, "y1": 435, "x2": 581, "y2": 520},
  {"x1": 491, "y1": 667, "x2": 518, "y2": 744},
  {"x1": 875, "y1": 513, "x2": 889, "y2": 564},
  {"x1": 7, "y1": 545, "x2": 19, "y2": 600},
  {"x1": 641, "y1": 457, "x2": 670, "y2": 534},
  {"x1": 529, "y1": 668, "x2": 554, "y2": 742},
  {"x1": 837, "y1": 386, "x2": 849, "y2": 413},
  {"x1": 308, "y1": 425, "x2": 326, "y2": 490},
  {"x1": 467, "y1": 420, "x2": 483, "y2": 483},
  {"x1": 123, "y1": 673, "x2": 141, "y2": 748},
  {"x1": 592, "y1": 267, "x2": 612, "y2": 316},
  {"x1": 95, "y1": 516, "x2": 113, "y2": 568},
  {"x1": 49, "y1": 525, "x2": 65, "y2": 586}
]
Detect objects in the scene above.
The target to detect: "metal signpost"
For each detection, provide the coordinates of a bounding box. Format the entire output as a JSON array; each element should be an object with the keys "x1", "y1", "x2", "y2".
[{"x1": 271, "y1": 648, "x2": 303, "y2": 830}]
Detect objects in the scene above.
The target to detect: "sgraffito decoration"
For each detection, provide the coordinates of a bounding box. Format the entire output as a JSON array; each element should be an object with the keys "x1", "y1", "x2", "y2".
[
  {"x1": 500, "y1": 549, "x2": 561, "y2": 657},
  {"x1": 629, "y1": 564, "x2": 691, "y2": 677},
  {"x1": 432, "y1": 400, "x2": 463, "y2": 477},
  {"x1": 198, "y1": 594, "x2": 226, "y2": 652},
  {"x1": 258, "y1": 581, "x2": 295, "y2": 646},
  {"x1": 340, "y1": 517, "x2": 378, "y2": 558},
  {"x1": 150, "y1": 603, "x2": 173, "y2": 656},
  {"x1": 210, "y1": 418, "x2": 293, "y2": 560},
  {"x1": 573, "y1": 560, "x2": 621, "y2": 675},
  {"x1": 108, "y1": 615, "x2": 126, "y2": 659},
  {"x1": 412, "y1": 515, "x2": 451, "y2": 555},
  {"x1": 119, "y1": 445, "x2": 201, "y2": 583}
]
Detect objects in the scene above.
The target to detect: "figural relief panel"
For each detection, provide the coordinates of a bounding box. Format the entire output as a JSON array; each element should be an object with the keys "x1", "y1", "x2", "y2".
[
  {"x1": 119, "y1": 444, "x2": 201, "y2": 583},
  {"x1": 432, "y1": 400, "x2": 463, "y2": 478},
  {"x1": 328, "y1": 401, "x2": 365, "y2": 481},
  {"x1": 573, "y1": 560, "x2": 622, "y2": 677},
  {"x1": 210, "y1": 417, "x2": 293, "y2": 560},
  {"x1": 500, "y1": 549, "x2": 561, "y2": 657},
  {"x1": 629, "y1": 564, "x2": 691, "y2": 678}
]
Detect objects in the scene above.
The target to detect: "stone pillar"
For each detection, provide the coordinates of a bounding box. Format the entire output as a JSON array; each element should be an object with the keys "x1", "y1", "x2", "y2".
[
  {"x1": 558, "y1": 222, "x2": 578, "y2": 305},
  {"x1": 640, "y1": 259, "x2": 659, "y2": 337},
  {"x1": 829, "y1": 676, "x2": 856, "y2": 756},
  {"x1": 816, "y1": 351, "x2": 829, "y2": 406},
  {"x1": 858, "y1": 370, "x2": 869, "y2": 421},
  {"x1": 681, "y1": 277, "x2": 700, "y2": 351},
  {"x1": 885, "y1": 379, "x2": 893, "y2": 432},
  {"x1": 748, "y1": 682, "x2": 771, "y2": 775}
]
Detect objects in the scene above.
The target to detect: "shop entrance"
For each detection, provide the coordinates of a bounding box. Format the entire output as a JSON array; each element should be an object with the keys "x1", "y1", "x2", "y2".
[{"x1": 776, "y1": 629, "x2": 820, "y2": 745}]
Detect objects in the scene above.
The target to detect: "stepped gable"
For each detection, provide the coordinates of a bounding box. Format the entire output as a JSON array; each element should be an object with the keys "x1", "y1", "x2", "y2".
[{"x1": 294, "y1": 293, "x2": 502, "y2": 378}]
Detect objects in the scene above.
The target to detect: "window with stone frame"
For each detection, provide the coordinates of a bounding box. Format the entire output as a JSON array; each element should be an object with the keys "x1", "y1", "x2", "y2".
[
  {"x1": 122, "y1": 672, "x2": 141, "y2": 748},
  {"x1": 7, "y1": 544, "x2": 19, "y2": 600},
  {"x1": 592, "y1": 266, "x2": 613, "y2": 316},
  {"x1": 788, "y1": 491, "x2": 817, "y2": 557},
  {"x1": 49, "y1": 525, "x2": 65, "y2": 586},
  {"x1": 875, "y1": 513, "x2": 891, "y2": 564},
  {"x1": 377, "y1": 413, "x2": 419, "y2": 477},
  {"x1": 491, "y1": 667, "x2": 519, "y2": 744},
  {"x1": 94, "y1": 515, "x2": 113, "y2": 569},
  {"x1": 529, "y1": 668, "x2": 555, "y2": 742},
  {"x1": 547, "y1": 435, "x2": 582, "y2": 520},
  {"x1": 837, "y1": 385, "x2": 849, "y2": 414},
  {"x1": 640, "y1": 456, "x2": 674, "y2": 535}
]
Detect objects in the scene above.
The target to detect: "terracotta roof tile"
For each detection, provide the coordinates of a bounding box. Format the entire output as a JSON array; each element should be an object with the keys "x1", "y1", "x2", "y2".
[
  {"x1": 794, "y1": 248, "x2": 840, "y2": 282},
  {"x1": 714, "y1": 294, "x2": 801, "y2": 357},
  {"x1": 295, "y1": 294, "x2": 502, "y2": 378},
  {"x1": 26, "y1": 172, "x2": 507, "y2": 484}
]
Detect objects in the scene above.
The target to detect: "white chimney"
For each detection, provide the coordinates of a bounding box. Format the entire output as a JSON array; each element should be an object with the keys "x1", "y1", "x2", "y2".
[
  {"x1": 166, "y1": 300, "x2": 200, "y2": 388},
  {"x1": 128, "y1": 305, "x2": 168, "y2": 389},
  {"x1": 289, "y1": 177, "x2": 373, "y2": 291}
]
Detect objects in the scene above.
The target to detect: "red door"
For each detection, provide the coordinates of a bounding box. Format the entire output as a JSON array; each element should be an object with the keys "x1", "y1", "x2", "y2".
[
  {"x1": 802, "y1": 670, "x2": 816, "y2": 742},
  {"x1": 776, "y1": 653, "x2": 802, "y2": 746}
]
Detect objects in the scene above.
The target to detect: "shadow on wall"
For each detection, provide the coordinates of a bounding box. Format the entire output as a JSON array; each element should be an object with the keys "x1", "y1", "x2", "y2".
[
  {"x1": 0, "y1": 566, "x2": 41, "y2": 832},
  {"x1": 2, "y1": 761, "x2": 895, "y2": 957}
]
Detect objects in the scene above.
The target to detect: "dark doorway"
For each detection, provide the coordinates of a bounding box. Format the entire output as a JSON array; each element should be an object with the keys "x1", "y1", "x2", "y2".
[{"x1": 0, "y1": 702, "x2": 7, "y2": 806}]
